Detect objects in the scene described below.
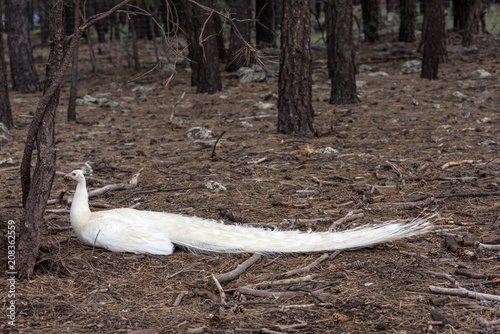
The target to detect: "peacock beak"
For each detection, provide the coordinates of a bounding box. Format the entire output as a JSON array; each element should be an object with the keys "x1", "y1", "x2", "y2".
[{"x1": 64, "y1": 173, "x2": 73, "y2": 181}]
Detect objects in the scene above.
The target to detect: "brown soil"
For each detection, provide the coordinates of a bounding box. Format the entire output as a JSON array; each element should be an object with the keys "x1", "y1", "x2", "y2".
[{"x1": 1, "y1": 31, "x2": 499, "y2": 334}]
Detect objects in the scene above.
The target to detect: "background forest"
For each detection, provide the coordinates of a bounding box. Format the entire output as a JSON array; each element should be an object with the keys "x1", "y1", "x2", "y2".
[{"x1": 1, "y1": 0, "x2": 500, "y2": 333}]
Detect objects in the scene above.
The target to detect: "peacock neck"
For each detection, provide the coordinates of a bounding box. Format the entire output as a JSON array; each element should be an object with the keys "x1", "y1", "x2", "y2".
[{"x1": 70, "y1": 178, "x2": 91, "y2": 232}]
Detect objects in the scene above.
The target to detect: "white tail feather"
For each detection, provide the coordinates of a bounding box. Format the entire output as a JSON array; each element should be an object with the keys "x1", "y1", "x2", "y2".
[{"x1": 65, "y1": 170, "x2": 435, "y2": 255}]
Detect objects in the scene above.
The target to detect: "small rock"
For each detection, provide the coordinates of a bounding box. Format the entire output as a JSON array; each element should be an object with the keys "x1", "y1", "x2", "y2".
[
  {"x1": 410, "y1": 99, "x2": 419, "y2": 106},
  {"x1": 240, "y1": 121, "x2": 254, "y2": 128},
  {"x1": 368, "y1": 71, "x2": 389, "y2": 77},
  {"x1": 77, "y1": 94, "x2": 97, "y2": 105},
  {"x1": 373, "y1": 43, "x2": 390, "y2": 51},
  {"x1": 159, "y1": 64, "x2": 176, "y2": 76},
  {"x1": 358, "y1": 64, "x2": 372, "y2": 73},
  {"x1": 452, "y1": 91, "x2": 467, "y2": 99},
  {"x1": 470, "y1": 69, "x2": 491, "y2": 79},
  {"x1": 356, "y1": 81, "x2": 367, "y2": 88},
  {"x1": 132, "y1": 86, "x2": 152, "y2": 92},
  {"x1": 475, "y1": 117, "x2": 491, "y2": 124},
  {"x1": 186, "y1": 127, "x2": 214, "y2": 139},
  {"x1": 433, "y1": 104, "x2": 442, "y2": 109},
  {"x1": 0, "y1": 123, "x2": 13, "y2": 144},
  {"x1": 478, "y1": 138, "x2": 496, "y2": 146},
  {"x1": 0, "y1": 158, "x2": 14, "y2": 167},
  {"x1": 237, "y1": 65, "x2": 267, "y2": 84},
  {"x1": 103, "y1": 101, "x2": 120, "y2": 108},
  {"x1": 399, "y1": 60, "x2": 422, "y2": 74},
  {"x1": 259, "y1": 91, "x2": 278, "y2": 101},
  {"x1": 315, "y1": 147, "x2": 339, "y2": 154},
  {"x1": 74, "y1": 133, "x2": 94, "y2": 141},
  {"x1": 205, "y1": 181, "x2": 227, "y2": 192},
  {"x1": 253, "y1": 101, "x2": 275, "y2": 109}
]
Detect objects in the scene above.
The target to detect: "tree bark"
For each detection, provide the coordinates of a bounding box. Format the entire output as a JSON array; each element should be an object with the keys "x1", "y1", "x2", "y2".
[
  {"x1": 183, "y1": 0, "x2": 222, "y2": 94},
  {"x1": 129, "y1": 16, "x2": 142, "y2": 71},
  {"x1": 399, "y1": 0, "x2": 416, "y2": 43},
  {"x1": 226, "y1": 0, "x2": 252, "y2": 72},
  {"x1": 360, "y1": 0, "x2": 380, "y2": 42},
  {"x1": 387, "y1": 0, "x2": 399, "y2": 13},
  {"x1": 18, "y1": 0, "x2": 132, "y2": 279},
  {"x1": 453, "y1": 0, "x2": 467, "y2": 30},
  {"x1": 17, "y1": 0, "x2": 64, "y2": 279},
  {"x1": 326, "y1": 0, "x2": 358, "y2": 105},
  {"x1": 421, "y1": 0, "x2": 445, "y2": 80},
  {"x1": 277, "y1": 0, "x2": 315, "y2": 137},
  {"x1": 6, "y1": 0, "x2": 40, "y2": 92},
  {"x1": 255, "y1": 0, "x2": 276, "y2": 48},
  {"x1": 67, "y1": 0, "x2": 80, "y2": 122},
  {"x1": 0, "y1": 0, "x2": 13, "y2": 129},
  {"x1": 462, "y1": 0, "x2": 482, "y2": 46}
]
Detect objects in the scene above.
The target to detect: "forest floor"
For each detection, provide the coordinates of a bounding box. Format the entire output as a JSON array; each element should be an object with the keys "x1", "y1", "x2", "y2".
[{"x1": 1, "y1": 29, "x2": 500, "y2": 334}]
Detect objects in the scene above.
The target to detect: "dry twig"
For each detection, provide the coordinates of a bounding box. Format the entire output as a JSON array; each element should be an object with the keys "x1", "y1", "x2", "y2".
[
  {"x1": 280, "y1": 253, "x2": 331, "y2": 278},
  {"x1": 429, "y1": 286, "x2": 500, "y2": 302},
  {"x1": 329, "y1": 210, "x2": 364, "y2": 232},
  {"x1": 215, "y1": 254, "x2": 262, "y2": 283}
]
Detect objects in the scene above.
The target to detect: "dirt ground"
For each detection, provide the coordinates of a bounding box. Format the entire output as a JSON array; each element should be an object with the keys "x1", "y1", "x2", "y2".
[{"x1": 1, "y1": 27, "x2": 500, "y2": 334}]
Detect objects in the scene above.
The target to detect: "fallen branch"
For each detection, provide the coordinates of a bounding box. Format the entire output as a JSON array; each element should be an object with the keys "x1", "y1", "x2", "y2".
[
  {"x1": 211, "y1": 131, "x2": 226, "y2": 159},
  {"x1": 251, "y1": 274, "x2": 320, "y2": 289},
  {"x1": 211, "y1": 274, "x2": 226, "y2": 305},
  {"x1": 312, "y1": 176, "x2": 339, "y2": 186},
  {"x1": 215, "y1": 254, "x2": 262, "y2": 283},
  {"x1": 172, "y1": 290, "x2": 191, "y2": 306},
  {"x1": 429, "y1": 286, "x2": 500, "y2": 302},
  {"x1": 238, "y1": 286, "x2": 318, "y2": 299},
  {"x1": 329, "y1": 210, "x2": 364, "y2": 232},
  {"x1": 280, "y1": 253, "x2": 330, "y2": 278},
  {"x1": 428, "y1": 271, "x2": 459, "y2": 287},
  {"x1": 430, "y1": 308, "x2": 458, "y2": 327},
  {"x1": 478, "y1": 243, "x2": 500, "y2": 251},
  {"x1": 448, "y1": 302, "x2": 500, "y2": 314},
  {"x1": 479, "y1": 318, "x2": 500, "y2": 328},
  {"x1": 169, "y1": 91, "x2": 186, "y2": 122},
  {"x1": 394, "y1": 197, "x2": 440, "y2": 211},
  {"x1": 441, "y1": 159, "x2": 474, "y2": 169},
  {"x1": 410, "y1": 190, "x2": 500, "y2": 202},
  {"x1": 455, "y1": 269, "x2": 500, "y2": 279},
  {"x1": 279, "y1": 303, "x2": 333, "y2": 310}
]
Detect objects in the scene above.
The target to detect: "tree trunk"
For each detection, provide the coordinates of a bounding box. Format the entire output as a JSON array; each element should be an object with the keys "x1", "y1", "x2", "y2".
[
  {"x1": 183, "y1": 0, "x2": 222, "y2": 94},
  {"x1": 421, "y1": 0, "x2": 445, "y2": 80},
  {"x1": 360, "y1": 0, "x2": 380, "y2": 42},
  {"x1": 0, "y1": 0, "x2": 13, "y2": 129},
  {"x1": 453, "y1": 0, "x2": 467, "y2": 30},
  {"x1": 38, "y1": 0, "x2": 50, "y2": 47},
  {"x1": 68, "y1": 0, "x2": 80, "y2": 122},
  {"x1": 129, "y1": 16, "x2": 142, "y2": 71},
  {"x1": 226, "y1": 0, "x2": 252, "y2": 72},
  {"x1": 18, "y1": 0, "x2": 64, "y2": 279},
  {"x1": 18, "y1": 0, "x2": 132, "y2": 279},
  {"x1": 462, "y1": 0, "x2": 482, "y2": 46},
  {"x1": 326, "y1": 0, "x2": 358, "y2": 105},
  {"x1": 399, "y1": 0, "x2": 416, "y2": 43},
  {"x1": 255, "y1": 0, "x2": 276, "y2": 48},
  {"x1": 277, "y1": 0, "x2": 315, "y2": 137},
  {"x1": 6, "y1": 0, "x2": 40, "y2": 92},
  {"x1": 387, "y1": 0, "x2": 399, "y2": 13}
]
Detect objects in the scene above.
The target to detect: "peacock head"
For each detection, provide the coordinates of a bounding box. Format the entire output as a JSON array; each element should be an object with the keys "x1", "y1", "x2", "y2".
[{"x1": 64, "y1": 170, "x2": 85, "y2": 182}]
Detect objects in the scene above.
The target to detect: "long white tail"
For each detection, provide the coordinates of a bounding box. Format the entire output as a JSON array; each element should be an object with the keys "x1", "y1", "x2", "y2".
[{"x1": 158, "y1": 212, "x2": 434, "y2": 254}]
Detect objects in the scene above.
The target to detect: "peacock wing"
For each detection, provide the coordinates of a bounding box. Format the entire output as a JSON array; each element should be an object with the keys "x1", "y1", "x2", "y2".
[{"x1": 80, "y1": 209, "x2": 175, "y2": 255}]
